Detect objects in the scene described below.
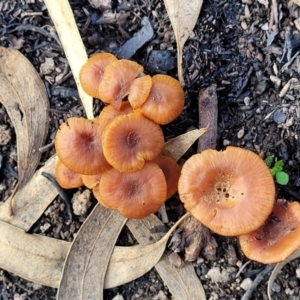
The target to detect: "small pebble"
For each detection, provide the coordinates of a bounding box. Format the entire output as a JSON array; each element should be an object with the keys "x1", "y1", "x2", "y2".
[
  {"x1": 273, "y1": 110, "x2": 286, "y2": 124},
  {"x1": 206, "y1": 267, "x2": 222, "y2": 283},
  {"x1": 240, "y1": 278, "x2": 252, "y2": 291},
  {"x1": 71, "y1": 190, "x2": 92, "y2": 216},
  {"x1": 296, "y1": 268, "x2": 300, "y2": 279}
]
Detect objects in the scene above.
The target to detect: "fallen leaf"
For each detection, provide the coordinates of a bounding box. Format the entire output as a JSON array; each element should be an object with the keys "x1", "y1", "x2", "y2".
[
  {"x1": 57, "y1": 204, "x2": 127, "y2": 300},
  {"x1": 105, "y1": 213, "x2": 190, "y2": 289},
  {"x1": 0, "y1": 219, "x2": 69, "y2": 288},
  {"x1": 163, "y1": 0, "x2": 203, "y2": 86},
  {"x1": 44, "y1": 0, "x2": 94, "y2": 119},
  {"x1": 0, "y1": 46, "x2": 49, "y2": 190}
]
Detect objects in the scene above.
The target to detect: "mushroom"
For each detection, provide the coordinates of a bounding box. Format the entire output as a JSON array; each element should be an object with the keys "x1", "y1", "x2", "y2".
[
  {"x1": 79, "y1": 52, "x2": 117, "y2": 98},
  {"x1": 139, "y1": 74, "x2": 185, "y2": 124},
  {"x1": 98, "y1": 59, "x2": 143, "y2": 110},
  {"x1": 55, "y1": 158, "x2": 83, "y2": 189},
  {"x1": 239, "y1": 199, "x2": 300, "y2": 264},
  {"x1": 82, "y1": 173, "x2": 103, "y2": 189},
  {"x1": 55, "y1": 117, "x2": 111, "y2": 175},
  {"x1": 102, "y1": 112, "x2": 164, "y2": 172},
  {"x1": 128, "y1": 75, "x2": 152, "y2": 109},
  {"x1": 96, "y1": 162, "x2": 167, "y2": 218},
  {"x1": 98, "y1": 101, "x2": 133, "y2": 121},
  {"x1": 178, "y1": 146, "x2": 275, "y2": 236}
]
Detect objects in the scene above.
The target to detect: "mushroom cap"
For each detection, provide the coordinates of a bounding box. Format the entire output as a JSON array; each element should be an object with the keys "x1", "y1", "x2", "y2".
[
  {"x1": 128, "y1": 75, "x2": 152, "y2": 109},
  {"x1": 82, "y1": 173, "x2": 103, "y2": 189},
  {"x1": 98, "y1": 162, "x2": 167, "y2": 218},
  {"x1": 139, "y1": 74, "x2": 185, "y2": 124},
  {"x1": 178, "y1": 146, "x2": 275, "y2": 236},
  {"x1": 239, "y1": 199, "x2": 300, "y2": 264},
  {"x1": 98, "y1": 59, "x2": 143, "y2": 110},
  {"x1": 55, "y1": 158, "x2": 83, "y2": 189},
  {"x1": 79, "y1": 52, "x2": 117, "y2": 98},
  {"x1": 98, "y1": 101, "x2": 133, "y2": 121},
  {"x1": 152, "y1": 155, "x2": 181, "y2": 199},
  {"x1": 102, "y1": 112, "x2": 164, "y2": 172},
  {"x1": 55, "y1": 117, "x2": 111, "y2": 175}
]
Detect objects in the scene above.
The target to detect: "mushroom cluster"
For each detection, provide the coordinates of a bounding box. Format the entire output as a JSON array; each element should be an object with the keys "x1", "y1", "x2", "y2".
[
  {"x1": 178, "y1": 146, "x2": 300, "y2": 263},
  {"x1": 54, "y1": 52, "x2": 183, "y2": 219}
]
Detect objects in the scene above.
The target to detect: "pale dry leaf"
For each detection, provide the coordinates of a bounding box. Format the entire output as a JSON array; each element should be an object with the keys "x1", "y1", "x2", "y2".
[
  {"x1": 293, "y1": 0, "x2": 300, "y2": 6},
  {"x1": 57, "y1": 204, "x2": 127, "y2": 300},
  {"x1": 162, "y1": 128, "x2": 207, "y2": 162},
  {"x1": 44, "y1": 0, "x2": 94, "y2": 119},
  {"x1": 105, "y1": 213, "x2": 190, "y2": 289},
  {"x1": 0, "y1": 46, "x2": 49, "y2": 190},
  {"x1": 267, "y1": 248, "x2": 300, "y2": 300},
  {"x1": 0, "y1": 155, "x2": 57, "y2": 231},
  {"x1": 163, "y1": 0, "x2": 203, "y2": 86},
  {"x1": 0, "y1": 219, "x2": 70, "y2": 288}
]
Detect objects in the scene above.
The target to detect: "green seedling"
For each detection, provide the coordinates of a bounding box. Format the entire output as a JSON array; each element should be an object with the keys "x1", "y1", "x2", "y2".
[{"x1": 264, "y1": 155, "x2": 289, "y2": 185}]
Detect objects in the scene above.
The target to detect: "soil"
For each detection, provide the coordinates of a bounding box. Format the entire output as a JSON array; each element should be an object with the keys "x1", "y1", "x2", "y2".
[{"x1": 1, "y1": 0, "x2": 300, "y2": 299}]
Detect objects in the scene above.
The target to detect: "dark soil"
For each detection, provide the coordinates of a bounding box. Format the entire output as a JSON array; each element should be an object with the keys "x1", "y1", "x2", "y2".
[{"x1": 1, "y1": 0, "x2": 300, "y2": 299}]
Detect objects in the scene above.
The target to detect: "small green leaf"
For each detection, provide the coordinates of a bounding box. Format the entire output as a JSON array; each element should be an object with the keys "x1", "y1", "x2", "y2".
[
  {"x1": 264, "y1": 155, "x2": 274, "y2": 167},
  {"x1": 270, "y1": 168, "x2": 277, "y2": 176},
  {"x1": 275, "y1": 171, "x2": 289, "y2": 185},
  {"x1": 274, "y1": 160, "x2": 284, "y2": 172}
]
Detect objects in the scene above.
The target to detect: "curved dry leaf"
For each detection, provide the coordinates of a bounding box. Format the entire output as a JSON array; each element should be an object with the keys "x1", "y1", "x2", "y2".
[
  {"x1": 0, "y1": 47, "x2": 49, "y2": 189},
  {"x1": 163, "y1": 0, "x2": 203, "y2": 85},
  {"x1": 0, "y1": 155, "x2": 57, "y2": 231},
  {"x1": 0, "y1": 219, "x2": 69, "y2": 288},
  {"x1": 105, "y1": 213, "x2": 190, "y2": 289},
  {"x1": 267, "y1": 248, "x2": 300, "y2": 300},
  {"x1": 57, "y1": 204, "x2": 127, "y2": 300},
  {"x1": 44, "y1": 0, "x2": 94, "y2": 119},
  {"x1": 162, "y1": 128, "x2": 207, "y2": 161}
]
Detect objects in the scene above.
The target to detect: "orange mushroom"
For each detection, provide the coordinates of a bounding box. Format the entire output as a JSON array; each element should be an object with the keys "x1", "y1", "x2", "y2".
[
  {"x1": 239, "y1": 199, "x2": 300, "y2": 264},
  {"x1": 55, "y1": 158, "x2": 83, "y2": 189},
  {"x1": 98, "y1": 101, "x2": 133, "y2": 121},
  {"x1": 79, "y1": 52, "x2": 117, "y2": 98},
  {"x1": 55, "y1": 117, "x2": 111, "y2": 175},
  {"x1": 178, "y1": 146, "x2": 275, "y2": 236},
  {"x1": 82, "y1": 173, "x2": 103, "y2": 189},
  {"x1": 152, "y1": 155, "x2": 181, "y2": 199},
  {"x1": 102, "y1": 112, "x2": 164, "y2": 172},
  {"x1": 128, "y1": 75, "x2": 152, "y2": 109},
  {"x1": 139, "y1": 74, "x2": 185, "y2": 124},
  {"x1": 96, "y1": 162, "x2": 167, "y2": 218},
  {"x1": 98, "y1": 59, "x2": 143, "y2": 110}
]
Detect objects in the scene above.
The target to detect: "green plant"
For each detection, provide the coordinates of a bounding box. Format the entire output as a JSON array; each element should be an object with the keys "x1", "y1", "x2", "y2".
[{"x1": 264, "y1": 155, "x2": 289, "y2": 185}]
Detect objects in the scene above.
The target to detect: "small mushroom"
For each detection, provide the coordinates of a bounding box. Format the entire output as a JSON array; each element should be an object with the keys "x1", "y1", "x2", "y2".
[
  {"x1": 79, "y1": 52, "x2": 117, "y2": 98},
  {"x1": 178, "y1": 146, "x2": 275, "y2": 236},
  {"x1": 98, "y1": 101, "x2": 133, "y2": 120},
  {"x1": 239, "y1": 199, "x2": 300, "y2": 264},
  {"x1": 98, "y1": 59, "x2": 143, "y2": 110},
  {"x1": 139, "y1": 74, "x2": 185, "y2": 124},
  {"x1": 82, "y1": 173, "x2": 103, "y2": 189},
  {"x1": 55, "y1": 117, "x2": 111, "y2": 175},
  {"x1": 128, "y1": 75, "x2": 152, "y2": 109},
  {"x1": 102, "y1": 112, "x2": 164, "y2": 172},
  {"x1": 96, "y1": 162, "x2": 167, "y2": 219}
]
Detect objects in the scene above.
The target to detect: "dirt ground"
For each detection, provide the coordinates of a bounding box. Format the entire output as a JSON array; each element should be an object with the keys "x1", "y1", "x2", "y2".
[{"x1": 1, "y1": 0, "x2": 300, "y2": 299}]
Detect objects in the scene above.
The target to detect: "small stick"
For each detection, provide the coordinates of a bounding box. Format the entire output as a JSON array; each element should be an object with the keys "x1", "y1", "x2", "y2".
[{"x1": 7, "y1": 181, "x2": 19, "y2": 216}]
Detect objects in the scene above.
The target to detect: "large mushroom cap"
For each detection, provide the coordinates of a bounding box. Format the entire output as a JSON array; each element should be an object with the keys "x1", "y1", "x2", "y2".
[
  {"x1": 239, "y1": 199, "x2": 300, "y2": 264},
  {"x1": 55, "y1": 117, "x2": 111, "y2": 175},
  {"x1": 178, "y1": 146, "x2": 275, "y2": 236},
  {"x1": 97, "y1": 162, "x2": 167, "y2": 219},
  {"x1": 102, "y1": 112, "x2": 164, "y2": 172}
]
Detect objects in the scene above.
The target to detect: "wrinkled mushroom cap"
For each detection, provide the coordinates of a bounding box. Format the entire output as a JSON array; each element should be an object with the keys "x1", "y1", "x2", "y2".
[
  {"x1": 102, "y1": 112, "x2": 164, "y2": 172},
  {"x1": 178, "y1": 146, "x2": 275, "y2": 236},
  {"x1": 55, "y1": 117, "x2": 111, "y2": 175},
  {"x1": 98, "y1": 162, "x2": 167, "y2": 218},
  {"x1": 239, "y1": 199, "x2": 300, "y2": 264}
]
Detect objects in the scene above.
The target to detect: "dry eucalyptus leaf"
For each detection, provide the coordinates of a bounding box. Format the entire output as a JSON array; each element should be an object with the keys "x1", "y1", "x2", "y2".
[
  {"x1": 293, "y1": 0, "x2": 300, "y2": 6},
  {"x1": 163, "y1": 0, "x2": 203, "y2": 86},
  {"x1": 267, "y1": 248, "x2": 300, "y2": 300},
  {"x1": 0, "y1": 219, "x2": 69, "y2": 288},
  {"x1": 105, "y1": 213, "x2": 190, "y2": 289},
  {"x1": 57, "y1": 204, "x2": 127, "y2": 300},
  {"x1": 162, "y1": 128, "x2": 207, "y2": 161},
  {"x1": 0, "y1": 155, "x2": 57, "y2": 231},
  {"x1": 0, "y1": 46, "x2": 49, "y2": 190},
  {"x1": 44, "y1": 0, "x2": 94, "y2": 119}
]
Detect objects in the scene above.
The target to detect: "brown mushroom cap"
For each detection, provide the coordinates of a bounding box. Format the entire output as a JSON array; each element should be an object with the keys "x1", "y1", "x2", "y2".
[
  {"x1": 79, "y1": 52, "x2": 117, "y2": 98},
  {"x1": 97, "y1": 162, "x2": 167, "y2": 218},
  {"x1": 239, "y1": 199, "x2": 300, "y2": 264},
  {"x1": 139, "y1": 74, "x2": 185, "y2": 124},
  {"x1": 102, "y1": 112, "x2": 164, "y2": 172},
  {"x1": 55, "y1": 117, "x2": 111, "y2": 175},
  {"x1": 128, "y1": 75, "x2": 152, "y2": 109},
  {"x1": 55, "y1": 158, "x2": 83, "y2": 189},
  {"x1": 98, "y1": 101, "x2": 133, "y2": 121},
  {"x1": 152, "y1": 155, "x2": 181, "y2": 199},
  {"x1": 98, "y1": 59, "x2": 143, "y2": 110},
  {"x1": 82, "y1": 173, "x2": 103, "y2": 189},
  {"x1": 178, "y1": 146, "x2": 275, "y2": 236}
]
